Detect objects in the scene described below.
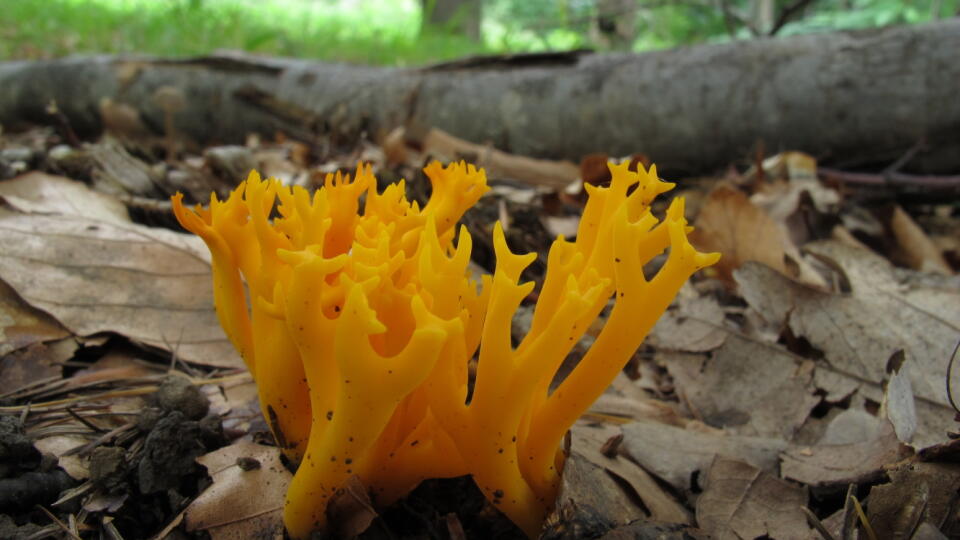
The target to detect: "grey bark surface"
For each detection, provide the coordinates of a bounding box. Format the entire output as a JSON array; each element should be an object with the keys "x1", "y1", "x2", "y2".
[{"x1": 0, "y1": 20, "x2": 957, "y2": 175}]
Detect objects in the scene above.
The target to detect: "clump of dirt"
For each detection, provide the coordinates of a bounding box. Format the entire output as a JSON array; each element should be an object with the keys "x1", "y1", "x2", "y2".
[
  {"x1": 0, "y1": 415, "x2": 76, "y2": 536},
  {"x1": 99, "y1": 375, "x2": 228, "y2": 536},
  {"x1": 2, "y1": 374, "x2": 229, "y2": 538},
  {"x1": 0, "y1": 415, "x2": 41, "y2": 476},
  {"x1": 137, "y1": 410, "x2": 224, "y2": 495},
  {"x1": 150, "y1": 375, "x2": 210, "y2": 421}
]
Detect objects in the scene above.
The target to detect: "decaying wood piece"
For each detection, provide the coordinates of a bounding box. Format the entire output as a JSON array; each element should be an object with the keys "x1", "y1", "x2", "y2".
[
  {"x1": 395, "y1": 126, "x2": 580, "y2": 189},
  {"x1": 0, "y1": 22, "x2": 958, "y2": 175}
]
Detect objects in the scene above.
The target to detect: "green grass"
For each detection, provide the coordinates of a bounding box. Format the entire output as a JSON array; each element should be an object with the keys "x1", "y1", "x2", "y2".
[
  {"x1": 1, "y1": 0, "x2": 956, "y2": 66},
  {"x1": 0, "y1": 0, "x2": 489, "y2": 65}
]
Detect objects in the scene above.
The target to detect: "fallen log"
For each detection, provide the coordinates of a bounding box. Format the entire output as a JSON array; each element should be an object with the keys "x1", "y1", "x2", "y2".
[{"x1": 0, "y1": 20, "x2": 957, "y2": 175}]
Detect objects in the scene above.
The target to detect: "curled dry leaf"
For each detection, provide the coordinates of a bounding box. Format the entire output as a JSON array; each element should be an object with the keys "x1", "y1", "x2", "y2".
[
  {"x1": 0, "y1": 278, "x2": 69, "y2": 357},
  {"x1": 690, "y1": 183, "x2": 786, "y2": 284},
  {"x1": 890, "y1": 205, "x2": 953, "y2": 275},
  {"x1": 0, "y1": 170, "x2": 233, "y2": 366},
  {"x1": 781, "y1": 420, "x2": 912, "y2": 489},
  {"x1": 619, "y1": 420, "x2": 787, "y2": 494},
  {"x1": 883, "y1": 357, "x2": 918, "y2": 444},
  {"x1": 0, "y1": 209, "x2": 239, "y2": 368},
  {"x1": 749, "y1": 151, "x2": 839, "y2": 223},
  {"x1": 568, "y1": 423, "x2": 691, "y2": 526},
  {"x1": 0, "y1": 172, "x2": 130, "y2": 225}
]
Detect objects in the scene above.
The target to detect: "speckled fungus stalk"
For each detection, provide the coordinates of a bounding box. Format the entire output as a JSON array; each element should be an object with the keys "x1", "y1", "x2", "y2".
[{"x1": 172, "y1": 161, "x2": 719, "y2": 539}]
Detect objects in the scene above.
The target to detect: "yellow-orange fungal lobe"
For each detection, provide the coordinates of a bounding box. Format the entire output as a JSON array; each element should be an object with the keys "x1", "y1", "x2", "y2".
[{"x1": 171, "y1": 160, "x2": 718, "y2": 539}]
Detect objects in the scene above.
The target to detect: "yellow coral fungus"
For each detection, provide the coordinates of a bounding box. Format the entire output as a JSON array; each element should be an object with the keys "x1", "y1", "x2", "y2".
[{"x1": 172, "y1": 160, "x2": 719, "y2": 538}]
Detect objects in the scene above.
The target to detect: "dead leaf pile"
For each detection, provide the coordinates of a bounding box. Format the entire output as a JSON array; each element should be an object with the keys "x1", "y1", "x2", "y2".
[{"x1": 0, "y1": 116, "x2": 958, "y2": 540}]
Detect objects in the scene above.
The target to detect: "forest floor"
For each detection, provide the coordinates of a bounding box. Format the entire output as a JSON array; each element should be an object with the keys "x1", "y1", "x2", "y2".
[{"x1": 0, "y1": 119, "x2": 958, "y2": 539}]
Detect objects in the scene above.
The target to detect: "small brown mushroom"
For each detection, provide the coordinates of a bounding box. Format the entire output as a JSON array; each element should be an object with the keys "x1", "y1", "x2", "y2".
[{"x1": 152, "y1": 86, "x2": 186, "y2": 161}]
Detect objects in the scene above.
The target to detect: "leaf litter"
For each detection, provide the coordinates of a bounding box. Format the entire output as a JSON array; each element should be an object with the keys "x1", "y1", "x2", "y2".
[{"x1": 0, "y1": 116, "x2": 957, "y2": 540}]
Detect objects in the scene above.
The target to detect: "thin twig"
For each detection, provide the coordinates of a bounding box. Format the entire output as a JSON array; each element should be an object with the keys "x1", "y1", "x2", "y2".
[
  {"x1": 719, "y1": 0, "x2": 757, "y2": 36},
  {"x1": 850, "y1": 495, "x2": 878, "y2": 540},
  {"x1": 819, "y1": 167, "x2": 960, "y2": 192},
  {"x1": 61, "y1": 422, "x2": 137, "y2": 457},
  {"x1": 769, "y1": 0, "x2": 819, "y2": 35},
  {"x1": 883, "y1": 138, "x2": 927, "y2": 175},
  {"x1": 65, "y1": 407, "x2": 107, "y2": 434},
  {"x1": 102, "y1": 517, "x2": 125, "y2": 540},
  {"x1": 801, "y1": 505, "x2": 837, "y2": 540},
  {"x1": 35, "y1": 505, "x2": 82, "y2": 540},
  {"x1": 947, "y1": 339, "x2": 960, "y2": 415},
  {"x1": 0, "y1": 372, "x2": 251, "y2": 414},
  {"x1": 45, "y1": 100, "x2": 82, "y2": 148},
  {"x1": 148, "y1": 508, "x2": 186, "y2": 540}
]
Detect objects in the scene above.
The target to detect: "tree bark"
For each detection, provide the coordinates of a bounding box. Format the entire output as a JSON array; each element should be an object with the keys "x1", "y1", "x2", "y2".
[{"x1": 0, "y1": 20, "x2": 957, "y2": 176}]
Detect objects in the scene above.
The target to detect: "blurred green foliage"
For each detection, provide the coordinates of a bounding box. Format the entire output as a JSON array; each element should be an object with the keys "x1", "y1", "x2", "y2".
[
  {"x1": 0, "y1": 0, "x2": 483, "y2": 64},
  {"x1": 0, "y1": 0, "x2": 955, "y2": 64},
  {"x1": 486, "y1": 0, "x2": 958, "y2": 50}
]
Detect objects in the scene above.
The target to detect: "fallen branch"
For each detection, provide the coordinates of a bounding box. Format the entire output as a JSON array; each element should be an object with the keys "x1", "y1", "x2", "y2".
[{"x1": 818, "y1": 167, "x2": 960, "y2": 193}]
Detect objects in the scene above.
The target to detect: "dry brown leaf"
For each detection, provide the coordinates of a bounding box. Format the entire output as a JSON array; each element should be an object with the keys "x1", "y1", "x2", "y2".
[
  {"x1": 650, "y1": 289, "x2": 727, "y2": 353},
  {"x1": 0, "y1": 278, "x2": 69, "y2": 356},
  {"x1": 819, "y1": 408, "x2": 881, "y2": 445},
  {"x1": 812, "y1": 367, "x2": 860, "y2": 404},
  {"x1": 0, "y1": 339, "x2": 74, "y2": 395},
  {"x1": 665, "y1": 334, "x2": 818, "y2": 440},
  {"x1": 593, "y1": 372, "x2": 691, "y2": 427},
  {"x1": 0, "y1": 209, "x2": 239, "y2": 368},
  {"x1": 781, "y1": 420, "x2": 912, "y2": 488},
  {"x1": 619, "y1": 420, "x2": 787, "y2": 493},
  {"x1": 696, "y1": 457, "x2": 812, "y2": 540},
  {"x1": 867, "y1": 462, "x2": 960, "y2": 537},
  {"x1": 696, "y1": 155, "x2": 832, "y2": 288},
  {"x1": 0, "y1": 172, "x2": 130, "y2": 224},
  {"x1": 325, "y1": 475, "x2": 379, "y2": 539},
  {"x1": 185, "y1": 441, "x2": 290, "y2": 539},
  {"x1": 890, "y1": 205, "x2": 953, "y2": 275},
  {"x1": 690, "y1": 184, "x2": 787, "y2": 283},
  {"x1": 33, "y1": 434, "x2": 90, "y2": 480},
  {"x1": 883, "y1": 357, "x2": 918, "y2": 443},
  {"x1": 590, "y1": 394, "x2": 690, "y2": 428},
  {"x1": 869, "y1": 389, "x2": 949, "y2": 451},
  {"x1": 750, "y1": 151, "x2": 839, "y2": 220},
  {"x1": 71, "y1": 346, "x2": 163, "y2": 383},
  {"x1": 548, "y1": 454, "x2": 626, "y2": 533},
  {"x1": 734, "y1": 240, "x2": 960, "y2": 446},
  {"x1": 570, "y1": 423, "x2": 691, "y2": 525},
  {"x1": 0, "y1": 171, "x2": 210, "y2": 262}
]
